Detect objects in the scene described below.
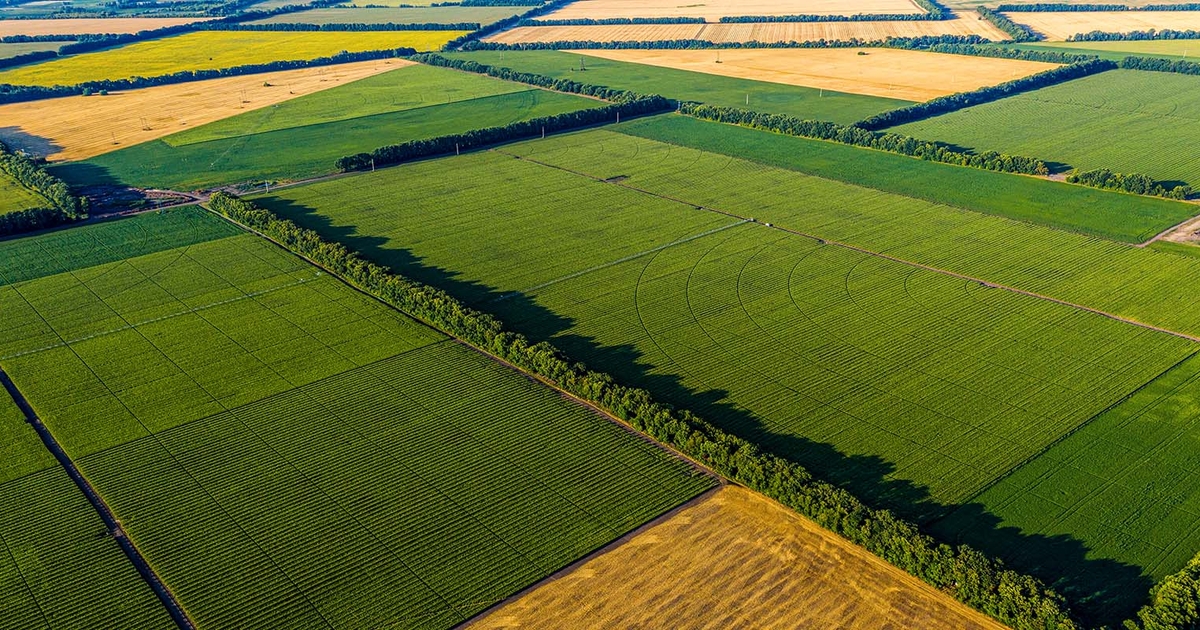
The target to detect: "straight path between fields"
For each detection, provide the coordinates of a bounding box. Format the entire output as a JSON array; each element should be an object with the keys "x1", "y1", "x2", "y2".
[
  {"x1": 0, "y1": 368, "x2": 194, "y2": 630},
  {"x1": 495, "y1": 148, "x2": 1200, "y2": 345}
]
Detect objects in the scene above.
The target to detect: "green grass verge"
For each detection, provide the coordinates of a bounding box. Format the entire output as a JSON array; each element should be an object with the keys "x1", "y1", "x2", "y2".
[
  {"x1": 446, "y1": 50, "x2": 911, "y2": 124},
  {"x1": 251, "y1": 142, "x2": 1199, "y2": 623},
  {"x1": 0, "y1": 171, "x2": 50, "y2": 216},
  {"x1": 54, "y1": 88, "x2": 600, "y2": 190},
  {"x1": 615, "y1": 113, "x2": 1196, "y2": 244},
  {"x1": 0, "y1": 206, "x2": 712, "y2": 629},
  {"x1": 892, "y1": 69, "x2": 1200, "y2": 188}
]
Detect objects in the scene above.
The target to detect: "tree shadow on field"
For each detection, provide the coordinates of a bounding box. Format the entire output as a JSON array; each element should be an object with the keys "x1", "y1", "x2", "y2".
[
  {"x1": 253, "y1": 194, "x2": 1156, "y2": 628},
  {"x1": 0, "y1": 126, "x2": 61, "y2": 159}
]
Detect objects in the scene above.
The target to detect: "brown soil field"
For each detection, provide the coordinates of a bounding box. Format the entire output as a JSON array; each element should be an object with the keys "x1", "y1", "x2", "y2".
[
  {"x1": 0, "y1": 59, "x2": 408, "y2": 161},
  {"x1": 1004, "y1": 10, "x2": 1200, "y2": 40},
  {"x1": 542, "y1": 0, "x2": 923, "y2": 23},
  {"x1": 0, "y1": 17, "x2": 211, "y2": 37},
  {"x1": 486, "y1": 14, "x2": 1010, "y2": 43},
  {"x1": 573, "y1": 48, "x2": 1059, "y2": 100},
  {"x1": 467, "y1": 486, "x2": 1009, "y2": 630}
]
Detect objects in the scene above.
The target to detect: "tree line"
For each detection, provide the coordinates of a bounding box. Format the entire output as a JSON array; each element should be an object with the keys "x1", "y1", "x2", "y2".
[
  {"x1": 718, "y1": 13, "x2": 941, "y2": 22},
  {"x1": 924, "y1": 41, "x2": 1100, "y2": 63},
  {"x1": 0, "y1": 141, "x2": 87, "y2": 236},
  {"x1": 0, "y1": 48, "x2": 417, "y2": 104},
  {"x1": 998, "y1": 2, "x2": 1200, "y2": 10},
  {"x1": 207, "y1": 191, "x2": 1085, "y2": 630},
  {"x1": 201, "y1": 21, "x2": 484, "y2": 31},
  {"x1": 1120, "y1": 55, "x2": 1200, "y2": 74},
  {"x1": 1124, "y1": 552, "x2": 1200, "y2": 630},
  {"x1": 680, "y1": 103, "x2": 1050, "y2": 175},
  {"x1": 977, "y1": 7, "x2": 1042, "y2": 42},
  {"x1": 442, "y1": 0, "x2": 573, "y2": 50},
  {"x1": 1070, "y1": 28, "x2": 1200, "y2": 41},
  {"x1": 1067, "y1": 168, "x2": 1191, "y2": 199},
  {"x1": 456, "y1": 34, "x2": 1049, "y2": 52},
  {"x1": 413, "y1": 52, "x2": 658, "y2": 98},
  {"x1": 855, "y1": 59, "x2": 1116, "y2": 130},
  {"x1": 520, "y1": 17, "x2": 706, "y2": 26}
]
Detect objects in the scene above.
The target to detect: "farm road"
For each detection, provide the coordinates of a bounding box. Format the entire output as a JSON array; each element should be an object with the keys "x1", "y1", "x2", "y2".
[
  {"x1": 498, "y1": 149, "x2": 1200, "y2": 345},
  {"x1": 0, "y1": 368, "x2": 196, "y2": 630}
]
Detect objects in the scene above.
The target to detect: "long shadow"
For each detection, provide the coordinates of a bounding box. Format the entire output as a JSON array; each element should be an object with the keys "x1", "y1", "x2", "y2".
[
  {"x1": 258, "y1": 194, "x2": 1156, "y2": 628},
  {"x1": 0, "y1": 126, "x2": 61, "y2": 158}
]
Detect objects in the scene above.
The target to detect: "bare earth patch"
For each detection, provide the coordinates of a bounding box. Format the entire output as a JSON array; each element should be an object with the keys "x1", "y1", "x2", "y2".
[
  {"x1": 572, "y1": 47, "x2": 1059, "y2": 100},
  {"x1": 466, "y1": 486, "x2": 1009, "y2": 630},
  {"x1": 0, "y1": 59, "x2": 409, "y2": 161},
  {"x1": 1003, "y1": 10, "x2": 1200, "y2": 40},
  {"x1": 486, "y1": 14, "x2": 1010, "y2": 43},
  {"x1": 0, "y1": 17, "x2": 212, "y2": 37},
  {"x1": 541, "y1": 0, "x2": 923, "y2": 23}
]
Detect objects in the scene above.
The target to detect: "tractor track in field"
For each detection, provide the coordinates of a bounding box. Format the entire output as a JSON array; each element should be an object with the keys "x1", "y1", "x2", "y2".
[
  {"x1": 498, "y1": 149, "x2": 1200, "y2": 345},
  {"x1": 0, "y1": 368, "x2": 196, "y2": 630}
]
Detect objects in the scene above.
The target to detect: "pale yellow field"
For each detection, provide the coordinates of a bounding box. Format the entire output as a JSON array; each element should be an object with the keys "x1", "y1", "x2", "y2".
[
  {"x1": 0, "y1": 59, "x2": 408, "y2": 161},
  {"x1": 1004, "y1": 10, "x2": 1200, "y2": 40},
  {"x1": 0, "y1": 30, "x2": 463, "y2": 87},
  {"x1": 487, "y1": 13, "x2": 1010, "y2": 43},
  {"x1": 574, "y1": 48, "x2": 1059, "y2": 100},
  {"x1": 469, "y1": 486, "x2": 1008, "y2": 630},
  {"x1": 542, "y1": 0, "x2": 923, "y2": 23},
  {"x1": 0, "y1": 17, "x2": 211, "y2": 37}
]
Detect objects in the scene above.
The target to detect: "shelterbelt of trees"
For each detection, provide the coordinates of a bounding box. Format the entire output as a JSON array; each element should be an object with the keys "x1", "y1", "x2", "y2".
[
  {"x1": 977, "y1": 7, "x2": 1041, "y2": 41},
  {"x1": 1071, "y1": 27, "x2": 1200, "y2": 40},
  {"x1": 0, "y1": 141, "x2": 87, "y2": 236},
  {"x1": 997, "y1": 3, "x2": 1200, "y2": 11}
]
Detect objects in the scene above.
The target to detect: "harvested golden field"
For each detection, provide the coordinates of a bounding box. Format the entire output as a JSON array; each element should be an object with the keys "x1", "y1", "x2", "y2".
[
  {"x1": 542, "y1": 0, "x2": 923, "y2": 22},
  {"x1": 468, "y1": 487, "x2": 1007, "y2": 630},
  {"x1": 1004, "y1": 10, "x2": 1200, "y2": 40},
  {"x1": 486, "y1": 14, "x2": 1010, "y2": 44},
  {"x1": 0, "y1": 30, "x2": 463, "y2": 86},
  {"x1": 573, "y1": 48, "x2": 1059, "y2": 100},
  {"x1": 0, "y1": 59, "x2": 408, "y2": 161},
  {"x1": 0, "y1": 17, "x2": 211, "y2": 37}
]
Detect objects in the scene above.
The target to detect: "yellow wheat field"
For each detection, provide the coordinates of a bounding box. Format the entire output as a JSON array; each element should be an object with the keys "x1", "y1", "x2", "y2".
[
  {"x1": 0, "y1": 30, "x2": 463, "y2": 87},
  {"x1": 486, "y1": 14, "x2": 1010, "y2": 44},
  {"x1": 1004, "y1": 10, "x2": 1200, "y2": 40},
  {"x1": 542, "y1": 0, "x2": 924, "y2": 23},
  {"x1": 574, "y1": 47, "x2": 1058, "y2": 100},
  {"x1": 0, "y1": 17, "x2": 211, "y2": 37},
  {"x1": 468, "y1": 487, "x2": 1008, "y2": 630},
  {"x1": 0, "y1": 59, "x2": 409, "y2": 161}
]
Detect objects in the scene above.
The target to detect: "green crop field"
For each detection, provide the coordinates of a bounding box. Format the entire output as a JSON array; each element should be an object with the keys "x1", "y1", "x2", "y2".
[
  {"x1": 447, "y1": 50, "x2": 911, "y2": 124},
  {"x1": 892, "y1": 69, "x2": 1200, "y2": 187},
  {"x1": 0, "y1": 207, "x2": 713, "y2": 629},
  {"x1": 617, "y1": 114, "x2": 1195, "y2": 243},
  {"x1": 0, "y1": 172, "x2": 48, "y2": 215},
  {"x1": 54, "y1": 86, "x2": 600, "y2": 190},
  {"x1": 0, "y1": 41, "x2": 67, "y2": 60},
  {"x1": 251, "y1": 6, "x2": 526, "y2": 25},
  {"x1": 252, "y1": 136, "x2": 1200, "y2": 621},
  {"x1": 0, "y1": 391, "x2": 174, "y2": 629},
  {"x1": 1001, "y1": 39, "x2": 1200, "y2": 62}
]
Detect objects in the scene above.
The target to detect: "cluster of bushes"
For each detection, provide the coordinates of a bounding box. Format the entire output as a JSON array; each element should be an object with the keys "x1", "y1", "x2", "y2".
[
  {"x1": 0, "y1": 47, "x2": 416, "y2": 104},
  {"x1": 337, "y1": 97, "x2": 669, "y2": 171},
  {"x1": 1071, "y1": 28, "x2": 1200, "y2": 41},
  {"x1": 206, "y1": 190, "x2": 1083, "y2": 630},
  {"x1": 0, "y1": 141, "x2": 87, "y2": 236},
  {"x1": 855, "y1": 59, "x2": 1116, "y2": 129},
  {"x1": 999, "y1": 2, "x2": 1200, "y2": 10},
  {"x1": 520, "y1": 17, "x2": 705, "y2": 26},
  {"x1": 201, "y1": 21, "x2": 484, "y2": 31},
  {"x1": 442, "y1": 0, "x2": 570, "y2": 50},
  {"x1": 680, "y1": 103, "x2": 1050, "y2": 175},
  {"x1": 1067, "y1": 168, "x2": 1191, "y2": 199},
  {"x1": 1121, "y1": 54, "x2": 1200, "y2": 74},
  {"x1": 1124, "y1": 552, "x2": 1200, "y2": 630},
  {"x1": 977, "y1": 7, "x2": 1041, "y2": 42}
]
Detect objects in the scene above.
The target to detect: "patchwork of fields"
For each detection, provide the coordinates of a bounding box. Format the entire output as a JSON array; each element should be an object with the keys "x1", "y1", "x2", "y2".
[
  {"x1": 252, "y1": 125, "x2": 1200, "y2": 621},
  {"x1": 1003, "y1": 10, "x2": 1200, "y2": 40},
  {"x1": 893, "y1": 69, "x2": 1200, "y2": 188},
  {"x1": 0, "y1": 207, "x2": 713, "y2": 629},
  {"x1": 0, "y1": 30, "x2": 464, "y2": 87}
]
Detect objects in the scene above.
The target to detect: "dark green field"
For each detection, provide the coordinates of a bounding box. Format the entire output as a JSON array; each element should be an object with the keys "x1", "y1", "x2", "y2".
[{"x1": 447, "y1": 50, "x2": 911, "y2": 124}]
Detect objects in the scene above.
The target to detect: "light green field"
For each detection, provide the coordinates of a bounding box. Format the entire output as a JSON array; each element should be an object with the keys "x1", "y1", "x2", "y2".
[
  {"x1": 1034, "y1": 38, "x2": 1200, "y2": 59},
  {"x1": 251, "y1": 6, "x2": 525, "y2": 25},
  {"x1": 0, "y1": 207, "x2": 713, "y2": 630},
  {"x1": 0, "y1": 172, "x2": 47, "y2": 215},
  {"x1": 893, "y1": 69, "x2": 1200, "y2": 187},
  {"x1": 0, "y1": 40, "x2": 66, "y2": 60},
  {"x1": 0, "y1": 30, "x2": 464, "y2": 86},
  {"x1": 250, "y1": 128, "x2": 1200, "y2": 624}
]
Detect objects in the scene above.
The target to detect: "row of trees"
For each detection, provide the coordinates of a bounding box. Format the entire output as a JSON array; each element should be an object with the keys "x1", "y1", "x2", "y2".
[
  {"x1": 1071, "y1": 28, "x2": 1200, "y2": 41},
  {"x1": 999, "y1": 2, "x2": 1200, "y2": 10},
  {"x1": 413, "y1": 52, "x2": 657, "y2": 99},
  {"x1": 520, "y1": 17, "x2": 706, "y2": 25},
  {"x1": 336, "y1": 97, "x2": 670, "y2": 171},
  {"x1": 718, "y1": 13, "x2": 941, "y2": 22},
  {"x1": 1121, "y1": 54, "x2": 1200, "y2": 74},
  {"x1": 1124, "y1": 552, "x2": 1200, "y2": 630},
  {"x1": 976, "y1": 7, "x2": 1041, "y2": 42},
  {"x1": 0, "y1": 51, "x2": 56, "y2": 70},
  {"x1": 461, "y1": 37, "x2": 882, "y2": 50},
  {"x1": 855, "y1": 59, "x2": 1115, "y2": 129},
  {"x1": 0, "y1": 47, "x2": 417, "y2": 104},
  {"x1": 0, "y1": 141, "x2": 87, "y2": 236},
  {"x1": 924, "y1": 41, "x2": 1100, "y2": 62},
  {"x1": 680, "y1": 103, "x2": 1050, "y2": 175},
  {"x1": 1066, "y1": 168, "x2": 1191, "y2": 199},
  {"x1": 206, "y1": 191, "x2": 1084, "y2": 630},
  {"x1": 201, "y1": 21, "x2": 484, "y2": 31},
  {"x1": 442, "y1": 0, "x2": 573, "y2": 50},
  {"x1": 0, "y1": 34, "x2": 78, "y2": 42}
]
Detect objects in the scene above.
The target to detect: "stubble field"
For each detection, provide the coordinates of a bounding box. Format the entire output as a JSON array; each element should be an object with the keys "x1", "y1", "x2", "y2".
[
  {"x1": 1003, "y1": 10, "x2": 1200, "y2": 40},
  {"x1": 539, "y1": 0, "x2": 925, "y2": 22},
  {"x1": 0, "y1": 17, "x2": 210, "y2": 37}
]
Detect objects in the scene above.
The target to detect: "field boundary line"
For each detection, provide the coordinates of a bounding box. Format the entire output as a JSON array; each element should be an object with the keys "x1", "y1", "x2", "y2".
[
  {"x1": 1139, "y1": 208, "x2": 1200, "y2": 247},
  {"x1": 0, "y1": 368, "x2": 196, "y2": 630},
  {"x1": 499, "y1": 149, "x2": 1200, "y2": 344},
  {"x1": 492, "y1": 218, "x2": 750, "y2": 301}
]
